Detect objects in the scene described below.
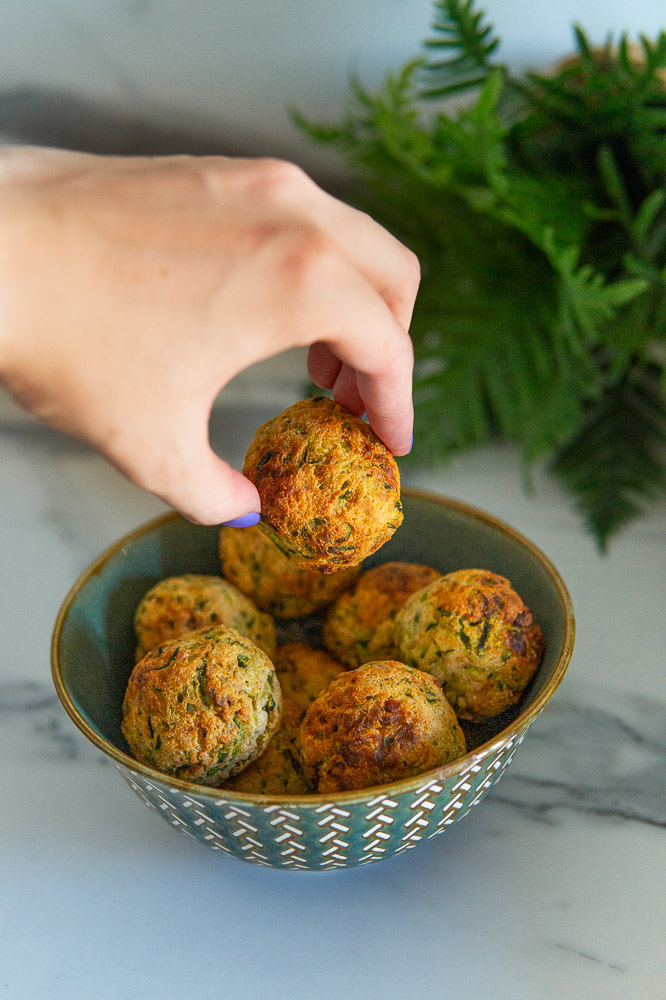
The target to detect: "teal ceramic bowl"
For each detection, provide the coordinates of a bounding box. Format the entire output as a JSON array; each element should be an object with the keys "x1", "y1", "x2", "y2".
[{"x1": 52, "y1": 489, "x2": 574, "y2": 870}]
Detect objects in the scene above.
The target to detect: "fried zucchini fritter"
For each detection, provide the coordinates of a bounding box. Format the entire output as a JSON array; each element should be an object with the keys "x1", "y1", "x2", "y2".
[
  {"x1": 121, "y1": 626, "x2": 282, "y2": 787},
  {"x1": 223, "y1": 699, "x2": 310, "y2": 795},
  {"x1": 395, "y1": 569, "x2": 544, "y2": 722},
  {"x1": 274, "y1": 641, "x2": 346, "y2": 713},
  {"x1": 300, "y1": 661, "x2": 466, "y2": 793},
  {"x1": 323, "y1": 562, "x2": 442, "y2": 668},
  {"x1": 218, "y1": 524, "x2": 359, "y2": 618},
  {"x1": 134, "y1": 574, "x2": 275, "y2": 660},
  {"x1": 242, "y1": 397, "x2": 403, "y2": 573}
]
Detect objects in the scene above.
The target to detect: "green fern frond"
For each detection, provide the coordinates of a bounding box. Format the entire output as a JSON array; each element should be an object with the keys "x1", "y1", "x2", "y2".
[
  {"x1": 632, "y1": 189, "x2": 666, "y2": 258},
  {"x1": 289, "y1": 110, "x2": 349, "y2": 148},
  {"x1": 512, "y1": 26, "x2": 666, "y2": 191},
  {"x1": 551, "y1": 372, "x2": 666, "y2": 550},
  {"x1": 554, "y1": 256, "x2": 647, "y2": 351},
  {"x1": 430, "y1": 70, "x2": 507, "y2": 192},
  {"x1": 420, "y1": 0, "x2": 502, "y2": 99},
  {"x1": 295, "y1": 1, "x2": 666, "y2": 547},
  {"x1": 411, "y1": 304, "x2": 597, "y2": 462}
]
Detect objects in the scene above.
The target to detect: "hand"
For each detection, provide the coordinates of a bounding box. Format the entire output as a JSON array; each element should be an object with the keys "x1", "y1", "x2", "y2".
[{"x1": 0, "y1": 147, "x2": 418, "y2": 524}]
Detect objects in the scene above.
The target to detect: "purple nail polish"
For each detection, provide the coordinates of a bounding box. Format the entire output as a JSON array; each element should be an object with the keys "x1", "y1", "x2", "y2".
[{"x1": 222, "y1": 512, "x2": 261, "y2": 528}]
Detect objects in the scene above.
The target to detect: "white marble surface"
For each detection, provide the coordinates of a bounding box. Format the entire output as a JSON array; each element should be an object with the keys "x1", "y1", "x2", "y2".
[{"x1": 1, "y1": 366, "x2": 665, "y2": 1000}]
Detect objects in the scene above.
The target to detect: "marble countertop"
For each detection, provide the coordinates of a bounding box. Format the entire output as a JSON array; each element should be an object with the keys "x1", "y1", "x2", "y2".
[{"x1": 1, "y1": 365, "x2": 664, "y2": 1000}]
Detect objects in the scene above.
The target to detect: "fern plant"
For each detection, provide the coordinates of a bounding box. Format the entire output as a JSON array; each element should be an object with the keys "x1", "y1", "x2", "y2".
[{"x1": 294, "y1": 0, "x2": 666, "y2": 549}]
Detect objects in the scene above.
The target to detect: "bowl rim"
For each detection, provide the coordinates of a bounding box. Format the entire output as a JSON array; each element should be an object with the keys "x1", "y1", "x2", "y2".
[{"x1": 51, "y1": 487, "x2": 575, "y2": 807}]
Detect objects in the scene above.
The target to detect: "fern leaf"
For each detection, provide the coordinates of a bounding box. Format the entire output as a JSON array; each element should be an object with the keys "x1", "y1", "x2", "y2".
[
  {"x1": 540, "y1": 235, "x2": 647, "y2": 351},
  {"x1": 632, "y1": 189, "x2": 666, "y2": 260},
  {"x1": 295, "y1": 1, "x2": 666, "y2": 545},
  {"x1": 597, "y1": 145, "x2": 633, "y2": 225},
  {"x1": 551, "y1": 371, "x2": 666, "y2": 549},
  {"x1": 572, "y1": 24, "x2": 596, "y2": 67},
  {"x1": 420, "y1": 0, "x2": 502, "y2": 99}
]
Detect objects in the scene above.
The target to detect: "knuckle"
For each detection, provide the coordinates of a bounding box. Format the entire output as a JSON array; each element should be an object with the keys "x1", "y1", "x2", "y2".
[
  {"x1": 249, "y1": 157, "x2": 312, "y2": 204},
  {"x1": 277, "y1": 223, "x2": 341, "y2": 287},
  {"x1": 199, "y1": 157, "x2": 312, "y2": 209},
  {"x1": 397, "y1": 332, "x2": 415, "y2": 366},
  {"x1": 401, "y1": 245, "x2": 421, "y2": 288}
]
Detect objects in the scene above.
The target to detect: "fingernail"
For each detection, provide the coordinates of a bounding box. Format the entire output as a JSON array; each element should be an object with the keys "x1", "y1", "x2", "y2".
[
  {"x1": 408, "y1": 432, "x2": 413, "y2": 453},
  {"x1": 221, "y1": 512, "x2": 261, "y2": 528}
]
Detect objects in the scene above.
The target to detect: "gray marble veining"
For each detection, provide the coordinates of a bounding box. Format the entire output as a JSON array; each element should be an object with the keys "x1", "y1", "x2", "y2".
[
  {"x1": 491, "y1": 685, "x2": 666, "y2": 829},
  {"x1": 2, "y1": 379, "x2": 665, "y2": 1000},
  {"x1": 3, "y1": 676, "x2": 663, "y2": 830},
  {"x1": 0, "y1": 681, "x2": 106, "y2": 765}
]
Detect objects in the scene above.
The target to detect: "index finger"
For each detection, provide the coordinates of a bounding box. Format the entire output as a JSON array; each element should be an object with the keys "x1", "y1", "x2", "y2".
[
  {"x1": 308, "y1": 342, "x2": 413, "y2": 455},
  {"x1": 272, "y1": 164, "x2": 421, "y2": 330},
  {"x1": 309, "y1": 309, "x2": 414, "y2": 456},
  {"x1": 356, "y1": 351, "x2": 414, "y2": 457},
  {"x1": 318, "y1": 197, "x2": 422, "y2": 332}
]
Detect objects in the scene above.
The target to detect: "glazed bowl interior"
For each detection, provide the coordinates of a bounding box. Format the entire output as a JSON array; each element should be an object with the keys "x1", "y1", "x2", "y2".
[{"x1": 52, "y1": 489, "x2": 573, "y2": 789}]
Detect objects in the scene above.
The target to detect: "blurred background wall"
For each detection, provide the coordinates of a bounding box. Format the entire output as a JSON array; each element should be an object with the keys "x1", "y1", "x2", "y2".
[{"x1": 0, "y1": 0, "x2": 664, "y2": 181}]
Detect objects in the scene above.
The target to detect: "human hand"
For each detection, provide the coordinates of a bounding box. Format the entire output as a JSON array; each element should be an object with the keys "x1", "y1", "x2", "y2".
[{"x1": 0, "y1": 146, "x2": 418, "y2": 524}]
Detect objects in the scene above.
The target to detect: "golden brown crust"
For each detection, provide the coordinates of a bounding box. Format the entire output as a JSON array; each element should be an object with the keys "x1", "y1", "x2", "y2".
[
  {"x1": 121, "y1": 625, "x2": 282, "y2": 786},
  {"x1": 274, "y1": 642, "x2": 346, "y2": 713},
  {"x1": 395, "y1": 569, "x2": 544, "y2": 722},
  {"x1": 218, "y1": 524, "x2": 360, "y2": 618},
  {"x1": 133, "y1": 574, "x2": 275, "y2": 660},
  {"x1": 223, "y1": 699, "x2": 311, "y2": 795},
  {"x1": 299, "y1": 661, "x2": 466, "y2": 793},
  {"x1": 242, "y1": 397, "x2": 403, "y2": 573},
  {"x1": 323, "y1": 562, "x2": 442, "y2": 668}
]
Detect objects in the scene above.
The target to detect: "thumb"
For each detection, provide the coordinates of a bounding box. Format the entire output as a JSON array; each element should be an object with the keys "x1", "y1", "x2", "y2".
[
  {"x1": 172, "y1": 451, "x2": 262, "y2": 526},
  {"x1": 114, "y1": 427, "x2": 262, "y2": 526}
]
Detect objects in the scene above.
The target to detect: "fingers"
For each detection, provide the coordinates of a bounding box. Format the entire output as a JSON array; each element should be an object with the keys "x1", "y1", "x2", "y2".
[
  {"x1": 256, "y1": 160, "x2": 421, "y2": 332},
  {"x1": 299, "y1": 245, "x2": 414, "y2": 456},
  {"x1": 308, "y1": 343, "x2": 414, "y2": 454},
  {"x1": 307, "y1": 341, "x2": 341, "y2": 389},
  {"x1": 331, "y1": 363, "x2": 365, "y2": 416},
  {"x1": 307, "y1": 345, "x2": 365, "y2": 416},
  {"x1": 356, "y1": 360, "x2": 414, "y2": 456},
  {"x1": 152, "y1": 453, "x2": 262, "y2": 526},
  {"x1": 314, "y1": 194, "x2": 422, "y2": 333},
  {"x1": 307, "y1": 342, "x2": 412, "y2": 458},
  {"x1": 331, "y1": 318, "x2": 414, "y2": 457},
  {"x1": 105, "y1": 414, "x2": 262, "y2": 526},
  {"x1": 267, "y1": 169, "x2": 417, "y2": 454}
]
